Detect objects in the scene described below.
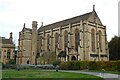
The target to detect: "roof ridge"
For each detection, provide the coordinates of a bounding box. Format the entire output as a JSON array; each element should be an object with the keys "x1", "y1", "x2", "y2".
[
  {"x1": 25, "y1": 27, "x2": 32, "y2": 30},
  {"x1": 42, "y1": 11, "x2": 92, "y2": 28},
  {"x1": 38, "y1": 11, "x2": 93, "y2": 32}
]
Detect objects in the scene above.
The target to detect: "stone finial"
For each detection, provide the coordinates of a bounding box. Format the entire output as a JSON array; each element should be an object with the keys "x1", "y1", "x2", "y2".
[
  {"x1": 41, "y1": 22, "x2": 43, "y2": 27},
  {"x1": 93, "y1": 4, "x2": 95, "y2": 11},
  {"x1": 22, "y1": 23, "x2": 26, "y2": 31},
  {"x1": 23, "y1": 23, "x2": 25, "y2": 28}
]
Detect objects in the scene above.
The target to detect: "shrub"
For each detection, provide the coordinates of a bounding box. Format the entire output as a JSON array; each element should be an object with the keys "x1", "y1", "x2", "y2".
[
  {"x1": 52, "y1": 60, "x2": 61, "y2": 67},
  {"x1": 103, "y1": 61, "x2": 117, "y2": 71},
  {"x1": 88, "y1": 61, "x2": 102, "y2": 70},
  {"x1": 7, "y1": 59, "x2": 16, "y2": 64},
  {"x1": 117, "y1": 60, "x2": 120, "y2": 71},
  {"x1": 79, "y1": 61, "x2": 88, "y2": 70},
  {"x1": 88, "y1": 61, "x2": 119, "y2": 71},
  {"x1": 59, "y1": 62, "x2": 68, "y2": 70},
  {"x1": 60, "y1": 61, "x2": 119, "y2": 71},
  {"x1": 60, "y1": 61, "x2": 81, "y2": 70},
  {"x1": 71, "y1": 61, "x2": 80, "y2": 70}
]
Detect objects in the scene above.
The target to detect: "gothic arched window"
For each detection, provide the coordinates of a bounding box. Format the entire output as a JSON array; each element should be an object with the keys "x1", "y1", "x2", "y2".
[
  {"x1": 98, "y1": 30, "x2": 102, "y2": 52},
  {"x1": 39, "y1": 36, "x2": 42, "y2": 46},
  {"x1": 75, "y1": 29, "x2": 80, "y2": 51},
  {"x1": 7, "y1": 50, "x2": 10, "y2": 59},
  {"x1": 55, "y1": 33, "x2": 59, "y2": 47},
  {"x1": 47, "y1": 34, "x2": 50, "y2": 50},
  {"x1": 39, "y1": 36, "x2": 42, "y2": 52},
  {"x1": 64, "y1": 31, "x2": 68, "y2": 49},
  {"x1": 91, "y1": 29, "x2": 95, "y2": 52}
]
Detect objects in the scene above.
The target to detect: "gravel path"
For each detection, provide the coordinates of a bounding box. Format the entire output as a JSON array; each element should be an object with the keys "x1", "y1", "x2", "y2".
[{"x1": 60, "y1": 70, "x2": 120, "y2": 80}]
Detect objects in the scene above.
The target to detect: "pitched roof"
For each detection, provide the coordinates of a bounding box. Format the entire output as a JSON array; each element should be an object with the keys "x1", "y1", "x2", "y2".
[
  {"x1": 22, "y1": 27, "x2": 32, "y2": 32},
  {"x1": 22, "y1": 23, "x2": 32, "y2": 32},
  {"x1": 38, "y1": 11, "x2": 93, "y2": 32}
]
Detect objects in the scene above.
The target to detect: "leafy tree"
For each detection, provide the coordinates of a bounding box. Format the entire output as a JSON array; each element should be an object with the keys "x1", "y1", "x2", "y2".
[
  {"x1": 108, "y1": 36, "x2": 120, "y2": 60},
  {"x1": 38, "y1": 51, "x2": 57, "y2": 64}
]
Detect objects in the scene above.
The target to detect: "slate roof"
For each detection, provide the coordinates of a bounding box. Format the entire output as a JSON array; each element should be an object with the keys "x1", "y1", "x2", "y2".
[
  {"x1": 38, "y1": 11, "x2": 93, "y2": 32},
  {"x1": 22, "y1": 28, "x2": 32, "y2": 32},
  {"x1": 2, "y1": 38, "x2": 13, "y2": 44},
  {"x1": 24, "y1": 28, "x2": 32, "y2": 32}
]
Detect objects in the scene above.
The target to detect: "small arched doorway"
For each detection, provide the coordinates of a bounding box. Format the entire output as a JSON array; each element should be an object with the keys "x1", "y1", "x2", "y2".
[
  {"x1": 27, "y1": 60, "x2": 29, "y2": 64},
  {"x1": 71, "y1": 56, "x2": 76, "y2": 61}
]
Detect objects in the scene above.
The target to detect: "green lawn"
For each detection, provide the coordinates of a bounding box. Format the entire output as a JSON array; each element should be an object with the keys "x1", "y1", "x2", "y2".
[{"x1": 2, "y1": 69, "x2": 103, "y2": 79}]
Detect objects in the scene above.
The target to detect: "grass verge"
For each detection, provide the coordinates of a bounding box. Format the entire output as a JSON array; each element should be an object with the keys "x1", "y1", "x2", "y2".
[{"x1": 2, "y1": 69, "x2": 103, "y2": 80}]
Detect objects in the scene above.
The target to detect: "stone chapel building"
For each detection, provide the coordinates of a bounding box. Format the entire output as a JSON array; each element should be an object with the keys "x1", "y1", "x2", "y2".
[{"x1": 17, "y1": 6, "x2": 109, "y2": 64}]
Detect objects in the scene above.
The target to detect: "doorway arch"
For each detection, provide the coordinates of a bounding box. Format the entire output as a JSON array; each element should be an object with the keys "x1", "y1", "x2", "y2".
[
  {"x1": 71, "y1": 56, "x2": 76, "y2": 61},
  {"x1": 27, "y1": 60, "x2": 29, "y2": 64}
]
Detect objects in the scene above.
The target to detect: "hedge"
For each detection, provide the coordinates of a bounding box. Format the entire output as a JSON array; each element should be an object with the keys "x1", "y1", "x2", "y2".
[
  {"x1": 59, "y1": 61, "x2": 120, "y2": 71},
  {"x1": 117, "y1": 60, "x2": 120, "y2": 71},
  {"x1": 2, "y1": 61, "x2": 120, "y2": 71},
  {"x1": 88, "y1": 61, "x2": 118, "y2": 71},
  {"x1": 60, "y1": 61, "x2": 88, "y2": 70}
]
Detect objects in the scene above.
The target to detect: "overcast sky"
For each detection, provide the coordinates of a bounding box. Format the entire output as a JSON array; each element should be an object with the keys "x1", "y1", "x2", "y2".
[{"x1": 0, "y1": 0, "x2": 119, "y2": 45}]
